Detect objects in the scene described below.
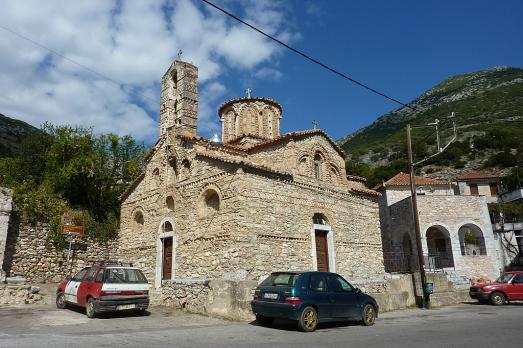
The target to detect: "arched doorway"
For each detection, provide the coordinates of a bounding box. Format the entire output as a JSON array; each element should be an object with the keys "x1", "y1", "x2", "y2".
[
  {"x1": 155, "y1": 218, "x2": 175, "y2": 288},
  {"x1": 458, "y1": 224, "x2": 487, "y2": 256},
  {"x1": 426, "y1": 226, "x2": 455, "y2": 269},
  {"x1": 311, "y1": 213, "x2": 335, "y2": 272}
]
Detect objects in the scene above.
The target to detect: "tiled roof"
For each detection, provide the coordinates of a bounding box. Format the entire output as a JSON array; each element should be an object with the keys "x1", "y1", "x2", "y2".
[
  {"x1": 195, "y1": 151, "x2": 293, "y2": 178},
  {"x1": 347, "y1": 186, "x2": 381, "y2": 197},
  {"x1": 119, "y1": 173, "x2": 145, "y2": 201},
  {"x1": 346, "y1": 175, "x2": 367, "y2": 182},
  {"x1": 247, "y1": 129, "x2": 346, "y2": 159},
  {"x1": 380, "y1": 172, "x2": 449, "y2": 188},
  {"x1": 456, "y1": 171, "x2": 500, "y2": 181},
  {"x1": 218, "y1": 96, "x2": 283, "y2": 114}
]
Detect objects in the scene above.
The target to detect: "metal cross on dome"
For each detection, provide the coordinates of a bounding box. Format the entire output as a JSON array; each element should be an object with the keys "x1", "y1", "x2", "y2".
[
  {"x1": 177, "y1": 50, "x2": 183, "y2": 60},
  {"x1": 246, "y1": 88, "x2": 252, "y2": 98},
  {"x1": 312, "y1": 120, "x2": 319, "y2": 130}
]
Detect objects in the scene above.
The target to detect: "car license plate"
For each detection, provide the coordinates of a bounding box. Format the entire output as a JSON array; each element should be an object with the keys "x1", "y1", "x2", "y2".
[
  {"x1": 117, "y1": 304, "x2": 136, "y2": 310},
  {"x1": 263, "y1": 293, "x2": 278, "y2": 300}
]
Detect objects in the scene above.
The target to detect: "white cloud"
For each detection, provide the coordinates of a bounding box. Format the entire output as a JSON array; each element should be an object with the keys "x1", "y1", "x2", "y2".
[
  {"x1": 0, "y1": 0, "x2": 297, "y2": 143},
  {"x1": 254, "y1": 67, "x2": 283, "y2": 81}
]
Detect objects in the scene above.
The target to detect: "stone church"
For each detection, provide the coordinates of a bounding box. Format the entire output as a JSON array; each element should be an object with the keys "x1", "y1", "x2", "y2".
[{"x1": 118, "y1": 60, "x2": 386, "y2": 289}]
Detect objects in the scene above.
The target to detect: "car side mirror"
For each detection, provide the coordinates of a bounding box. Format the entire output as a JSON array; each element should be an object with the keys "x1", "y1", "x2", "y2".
[{"x1": 65, "y1": 275, "x2": 72, "y2": 281}]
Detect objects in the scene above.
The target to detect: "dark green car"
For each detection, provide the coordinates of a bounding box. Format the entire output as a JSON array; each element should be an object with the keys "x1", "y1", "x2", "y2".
[{"x1": 251, "y1": 271, "x2": 379, "y2": 332}]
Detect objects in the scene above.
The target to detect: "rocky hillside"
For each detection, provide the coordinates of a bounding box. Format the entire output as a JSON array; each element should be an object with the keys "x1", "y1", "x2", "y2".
[
  {"x1": 0, "y1": 113, "x2": 39, "y2": 157},
  {"x1": 340, "y1": 66, "x2": 523, "y2": 183}
]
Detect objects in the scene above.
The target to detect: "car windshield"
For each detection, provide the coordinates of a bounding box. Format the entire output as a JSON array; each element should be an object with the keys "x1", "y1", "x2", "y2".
[
  {"x1": 104, "y1": 268, "x2": 148, "y2": 284},
  {"x1": 260, "y1": 273, "x2": 300, "y2": 287},
  {"x1": 495, "y1": 273, "x2": 513, "y2": 283}
]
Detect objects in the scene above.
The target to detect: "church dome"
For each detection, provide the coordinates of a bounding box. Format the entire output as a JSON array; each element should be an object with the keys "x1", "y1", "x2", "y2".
[{"x1": 218, "y1": 94, "x2": 282, "y2": 144}]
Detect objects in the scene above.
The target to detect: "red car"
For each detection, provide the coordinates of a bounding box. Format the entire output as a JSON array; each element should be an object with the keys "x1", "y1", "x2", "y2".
[
  {"x1": 56, "y1": 261, "x2": 150, "y2": 318},
  {"x1": 469, "y1": 271, "x2": 523, "y2": 305}
]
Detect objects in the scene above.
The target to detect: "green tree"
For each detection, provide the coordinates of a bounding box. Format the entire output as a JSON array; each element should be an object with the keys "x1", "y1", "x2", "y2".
[{"x1": 0, "y1": 124, "x2": 145, "y2": 244}]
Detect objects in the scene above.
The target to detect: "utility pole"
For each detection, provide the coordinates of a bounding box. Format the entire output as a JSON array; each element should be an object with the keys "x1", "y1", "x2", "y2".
[
  {"x1": 407, "y1": 113, "x2": 457, "y2": 309},
  {"x1": 407, "y1": 124, "x2": 430, "y2": 309}
]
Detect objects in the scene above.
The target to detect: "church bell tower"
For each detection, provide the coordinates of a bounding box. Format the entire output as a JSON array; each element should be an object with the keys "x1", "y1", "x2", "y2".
[{"x1": 159, "y1": 60, "x2": 198, "y2": 137}]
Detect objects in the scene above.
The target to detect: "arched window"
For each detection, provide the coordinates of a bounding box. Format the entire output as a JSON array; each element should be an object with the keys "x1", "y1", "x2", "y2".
[
  {"x1": 314, "y1": 153, "x2": 323, "y2": 179},
  {"x1": 313, "y1": 213, "x2": 328, "y2": 225},
  {"x1": 458, "y1": 225, "x2": 487, "y2": 256},
  {"x1": 162, "y1": 221, "x2": 173, "y2": 232},
  {"x1": 330, "y1": 164, "x2": 340, "y2": 183},
  {"x1": 234, "y1": 114, "x2": 240, "y2": 136},
  {"x1": 181, "y1": 159, "x2": 191, "y2": 179},
  {"x1": 200, "y1": 189, "x2": 220, "y2": 217},
  {"x1": 152, "y1": 168, "x2": 160, "y2": 176},
  {"x1": 134, "y1": 211, "x2": 144, "y2": 229},
  {"x1": 166, "y1": 196, "x2": 175, "y2": 211},
  {"x1": 171, "y1": 70, "x2": 177, "y2": 91}
]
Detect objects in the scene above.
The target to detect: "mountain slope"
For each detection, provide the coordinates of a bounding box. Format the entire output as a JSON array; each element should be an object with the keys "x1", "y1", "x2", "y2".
[
  {"x1": 340, "y1": 66, "x2": 523, "y2": 181},
  {"x1": 0, "y1": 113, "x2": 40, "y2": 157}
]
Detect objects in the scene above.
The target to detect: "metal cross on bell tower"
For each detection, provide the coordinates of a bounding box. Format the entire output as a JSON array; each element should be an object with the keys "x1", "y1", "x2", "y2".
[
  {"x1": 312, "y1": 120, "x2": 319, "y2": 130},
  {"x1": 246, "y1": 88, "x2": 252, "y2": 98},
  {"x1": 177, "y1": 49, "x2": 183, "y2": 60}
]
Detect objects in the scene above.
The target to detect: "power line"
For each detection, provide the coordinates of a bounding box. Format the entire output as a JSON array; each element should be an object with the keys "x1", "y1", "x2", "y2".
[
  {"x1": 0, "y1": 23, "x2": 158, "y2": 104},
  {"x1": 201, "y1": 0, "x2": 416, "y2": 111}
]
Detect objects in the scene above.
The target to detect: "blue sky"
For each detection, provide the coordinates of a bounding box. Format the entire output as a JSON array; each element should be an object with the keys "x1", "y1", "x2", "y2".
[
  {"x1": 0, "y1": 0, "x2": 522, "y2": 144},
  {"x1": 216, "y1": 0, "x2": 523, "y2": 139}
]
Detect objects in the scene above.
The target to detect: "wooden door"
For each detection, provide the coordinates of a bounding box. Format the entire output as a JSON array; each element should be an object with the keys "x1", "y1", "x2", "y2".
[
  {"x1": 315, "y1": 230, "x2": 329, "y2": 272},
  {"x1": 162, "y1": 237, "x2": 173, "y2": 280}
]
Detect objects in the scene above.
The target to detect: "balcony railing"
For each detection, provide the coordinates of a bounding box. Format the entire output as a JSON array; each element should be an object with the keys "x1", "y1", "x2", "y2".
[{"x1": 383, "y1": 252, "x2": 455, "y2": 273}]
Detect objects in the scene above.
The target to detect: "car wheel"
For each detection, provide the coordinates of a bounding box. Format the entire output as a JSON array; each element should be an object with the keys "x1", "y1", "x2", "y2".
[
  {"x1": 298, "y1": 306, "x2": 318, "y2": 332},
  {"x1": 86, "y1": 298, "x2": 97, "y2": 318},
  {"x1": 490, "y1": 292, "x2": 506, "y2": 306},
  {"x1": 56, "y1": 292, "x2": 67, "y2": 309},
  {"x1": 255, "y1": 314, "x2": 274, "y2": 326},
  {"x1": 361, "y1": 304, "x2": 376, "y2": 326}
]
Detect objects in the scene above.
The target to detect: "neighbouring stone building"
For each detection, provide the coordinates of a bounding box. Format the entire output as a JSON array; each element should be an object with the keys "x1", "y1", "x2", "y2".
[
  {"x1": 0, "y1": 187, "x2": 13, "y2": 281},
  {"x1": 118, "y1": 59, "x2": 386, "y2": 295},
  {"x1": 378, "y1": 172, "x2": 502, "y2": 281},
  {"x1": 455, "y1": 172, "x2": 500, "y2": 203}
]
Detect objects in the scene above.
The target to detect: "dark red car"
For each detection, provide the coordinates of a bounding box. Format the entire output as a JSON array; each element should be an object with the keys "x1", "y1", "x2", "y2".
[
  {"x1": 56, "y1": 261, "x2": 150, "y2": 318},
  {"x1": 469, "y1": 271, "x2": 523, "y2": 305}
]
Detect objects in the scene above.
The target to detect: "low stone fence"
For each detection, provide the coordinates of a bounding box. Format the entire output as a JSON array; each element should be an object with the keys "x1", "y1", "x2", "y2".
[
  {"x1": 3, "y1": 218, "x2": 117, "y2": 282},
  {"x1": 0, "y1": 284, "x2": 44, "y2": 305},
  {"x1": 152, "y1": 279, "x2": 257, "y2": 321},
  {"x1": 152, "y1": 273, "x2": 471, "y2": 320}
]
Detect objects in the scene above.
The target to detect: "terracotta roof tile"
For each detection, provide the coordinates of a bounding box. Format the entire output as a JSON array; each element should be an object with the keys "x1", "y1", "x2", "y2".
[
  {"x1": 381, "y1": 172, "x2": 449, "y2": 187},
  {"x1": 346, "y1": 175, "x2": 367, "y2": 182},
  {"x1": 456, "y1": 171, "x2": 500, "y2": 181},
  {"x1": 195, "y1": 150, "x2": 292, "y2": 178},
  {"x1": 218, "y1": 96, "x2": 283, "y2": 114},
  {"x1": 247, "y1": 129, "x2": 346, "y2": 159}
]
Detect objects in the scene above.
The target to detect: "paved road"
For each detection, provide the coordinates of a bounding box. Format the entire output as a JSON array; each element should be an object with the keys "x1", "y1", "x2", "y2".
[{"x1": 0, "y1": 302, "x2": 522, "y2": 347}]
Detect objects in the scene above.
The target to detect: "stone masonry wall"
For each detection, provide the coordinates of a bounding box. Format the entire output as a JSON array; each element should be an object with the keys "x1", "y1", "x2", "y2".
[{"x1": 4, "y1": 219, "x2": 117, "y2": 282}]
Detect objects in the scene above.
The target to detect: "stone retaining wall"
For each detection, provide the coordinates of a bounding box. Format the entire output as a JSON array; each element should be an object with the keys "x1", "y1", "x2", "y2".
[
  {"x1": 154, "y1": 273, "x2": 470, "y2": 320},
  {"x1": 0, "y1": 284, "x2": 44, "y2": 305},
  {"x1": 154, "y1": 279, "x2": 257, "y2": 321},
  {"x1": 3, "y1": 218, "x2": 117, "y2": 282}
]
